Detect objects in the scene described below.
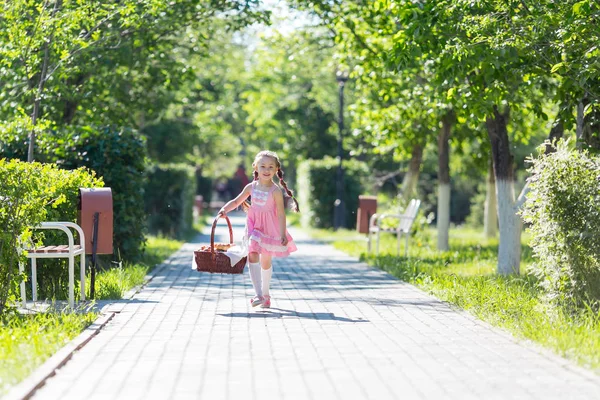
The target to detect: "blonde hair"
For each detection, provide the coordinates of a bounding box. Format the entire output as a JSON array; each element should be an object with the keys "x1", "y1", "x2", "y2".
[{"x1": 244, "y1": 150, "x2": 299, "y2": 212}]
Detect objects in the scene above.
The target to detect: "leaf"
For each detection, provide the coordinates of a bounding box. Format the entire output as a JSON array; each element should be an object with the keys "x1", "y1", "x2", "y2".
[
  {"x1": 551, "y1": 62, "x2": 564, "y2": 73},
  {"x1": 572, "y1": 1, "x2": 587, "y2": 15}
]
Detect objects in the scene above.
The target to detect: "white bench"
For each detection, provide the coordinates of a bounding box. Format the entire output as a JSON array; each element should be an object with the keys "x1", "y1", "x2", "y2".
[
  {"x1": 19, "y1": 222, "x2": 86, "y2": 309},
  {"x1": 368, "y1": 199, "x2": 421, "y2": 256}
]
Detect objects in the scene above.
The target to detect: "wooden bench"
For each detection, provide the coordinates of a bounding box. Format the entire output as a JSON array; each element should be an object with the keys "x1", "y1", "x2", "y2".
[
  {"x1": 368, "y1": 199, "x2": 421, "y2": 256},
  {"x1": 19, "y1": 222, "x2": 86, "y2": 309}
]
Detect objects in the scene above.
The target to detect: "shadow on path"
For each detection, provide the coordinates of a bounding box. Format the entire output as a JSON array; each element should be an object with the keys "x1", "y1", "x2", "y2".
[{"x1": 218, "y1": 308, "x2": 369, "y2": 322}]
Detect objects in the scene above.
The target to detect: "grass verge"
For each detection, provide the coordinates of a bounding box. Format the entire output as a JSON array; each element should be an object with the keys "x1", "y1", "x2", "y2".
[
  {"x1": 319, "y1": 226, "x2": 600, "y2": 372},
  {"x1": 0, "y1": 311, "x2": 97, "y2": 394}
]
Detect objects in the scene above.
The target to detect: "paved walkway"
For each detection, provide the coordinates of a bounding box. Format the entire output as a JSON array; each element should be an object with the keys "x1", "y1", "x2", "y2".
[{"x1": 28, "y1": 214, "x2": 600, "y2": 400}]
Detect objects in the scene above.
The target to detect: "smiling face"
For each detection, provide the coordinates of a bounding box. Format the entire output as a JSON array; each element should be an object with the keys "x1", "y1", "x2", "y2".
[{"x1": 254, "y1": 155, "x2": 279, "y2": 183}]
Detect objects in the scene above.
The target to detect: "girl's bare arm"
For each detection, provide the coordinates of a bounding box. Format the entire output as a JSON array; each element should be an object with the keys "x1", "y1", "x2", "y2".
[{"x1": 218, "y1": 184, "x2": 252, "y2": 216}]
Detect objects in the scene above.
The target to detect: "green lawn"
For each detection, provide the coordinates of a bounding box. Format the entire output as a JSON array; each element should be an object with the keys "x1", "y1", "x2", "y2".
[
  {"x1": 0, "y1": 228, "x2": 198, "y2": 395},
  {"x1": 311, "y1": 225, "x2": 600, "y2": 372}
]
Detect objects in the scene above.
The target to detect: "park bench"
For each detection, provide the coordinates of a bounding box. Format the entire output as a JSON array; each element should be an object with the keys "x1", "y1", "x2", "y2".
[
  {"x1": 19, "y1": 222, "x2": 86, "y2": 309},
  {"x1": 367, "y1": 198, "x2": 421, "y2": 257},
  {"x1": 17, "y1": 187, "x2": 113, "y2": 309}
]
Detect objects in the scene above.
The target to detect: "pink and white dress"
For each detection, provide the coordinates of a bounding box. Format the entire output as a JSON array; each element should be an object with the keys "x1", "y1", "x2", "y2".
[{"x1": 247, "y1": 181, "x2": 297, "y2": 257}]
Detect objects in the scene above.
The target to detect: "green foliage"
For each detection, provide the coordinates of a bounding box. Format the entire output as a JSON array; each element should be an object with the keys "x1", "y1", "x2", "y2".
[
  {"x1": 49, "y1": 127, "x2": 147, "y2": 261},
  {"x1": 297, "y1": 157, "x2": 368, "y2": 229},
  {"x1": 196, "y1": 174, "x2": 213, "y2": 205},
  {"x1": 242, "y1": 29, "x2": 339, "y2": 173},
  {"x1": 144, "y1": 164, "x2": 197, "y2": 238},
  {"x1": 522, "y1": 140, "x2": 600, "y2": 306},
  {"x1": 1, "y1": 123, "x2": 148, "y2": 261},
  {"x1": 0, "y1": 159, "x2": 101, "y2": 314},
  {"x1": 0, "y1": 1, "x2": 270, "y2": 130}
]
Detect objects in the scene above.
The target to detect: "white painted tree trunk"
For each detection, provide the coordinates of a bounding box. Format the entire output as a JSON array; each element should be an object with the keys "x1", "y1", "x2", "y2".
[
  {"x1": 401, "y1": 170, "x2": 419, "y2": 202},
  {"x1": 496, "y1": 179, "x2": 521, "y2": 275},
  {"x1": 484, "y1": 163, "x2": 498, "y2": 238},
  {"x1": 437, "y1": 183, "x2": 451, "y2": 251}
]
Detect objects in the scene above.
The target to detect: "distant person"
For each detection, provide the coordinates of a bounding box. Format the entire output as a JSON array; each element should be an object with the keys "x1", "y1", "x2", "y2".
[
  {"x1": 235, "y1": 164, "x2": 250, "y2": 187},
  {"x1": 228, "y1": 165, "x2": 250, "y2": 199},
  {"x1": 218, "y1": 150, "x2": 299, "y2": 309}
]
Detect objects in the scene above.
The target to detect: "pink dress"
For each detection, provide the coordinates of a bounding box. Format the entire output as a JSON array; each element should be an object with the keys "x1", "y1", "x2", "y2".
[{"x1": 247, "y1": 181, "x2": 297, "y2": 257}]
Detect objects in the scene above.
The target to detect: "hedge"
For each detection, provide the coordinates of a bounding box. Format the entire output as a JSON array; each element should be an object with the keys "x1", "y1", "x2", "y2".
[
  {"x1": 297, "y1": 157, "x2": 369, "y2": 229},
  {"x1": 0, "y1": 125, "x2": 148, "y2": 261},
  {"x1": 145, "y1": 163, "x2": 196, "y2": 238}
]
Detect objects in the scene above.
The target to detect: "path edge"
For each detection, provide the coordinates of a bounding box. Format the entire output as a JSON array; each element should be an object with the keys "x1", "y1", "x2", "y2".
[
  {"x1": 3, "y1": 312, "x2": 116, "y2": 400},
  {"x1": 3, "y1": 241, "x2": 191, "y2": 400}
]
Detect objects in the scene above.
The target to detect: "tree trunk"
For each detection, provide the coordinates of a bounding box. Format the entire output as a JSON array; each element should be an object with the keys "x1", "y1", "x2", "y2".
[
  {"x1": 576, "y1": 100, "x2": 584, "y2": 150},
  {"x1": 544, "y1": 119, "x2": 564, "y2": 154},
  {"x1": 483, "y1": 159, "x2": 498, "y2": 238},
  {"x1": 486, "y1": 106, "x2": 521, "y2": 275},
  {"x1": 437, "y1": 112, "x2": 453, "y2": 251},
  {"x1": 27, "y1": 0, "x2": 61, "y2": 162},
  {"x1": 400, "y1": 144, "x2": 423, "y2": 202}
]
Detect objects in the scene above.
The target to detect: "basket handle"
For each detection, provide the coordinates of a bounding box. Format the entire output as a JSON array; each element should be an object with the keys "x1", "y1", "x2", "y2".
[{"x1": 210, "y1": 215, "x2": 234, "y2": 255}]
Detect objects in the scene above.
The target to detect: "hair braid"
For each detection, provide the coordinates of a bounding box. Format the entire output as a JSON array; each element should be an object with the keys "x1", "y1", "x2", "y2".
[{"x1": 277, "y1": 169, "x2": 299, "y2": 212}]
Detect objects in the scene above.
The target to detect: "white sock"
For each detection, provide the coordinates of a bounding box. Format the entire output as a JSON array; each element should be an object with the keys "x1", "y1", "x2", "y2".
[
  {"x1": 261, "y1": 266, "x2": 272, "y2": 297},
  {"x1": 248, "y1": 262, "x2": 262, "y2": 297}
]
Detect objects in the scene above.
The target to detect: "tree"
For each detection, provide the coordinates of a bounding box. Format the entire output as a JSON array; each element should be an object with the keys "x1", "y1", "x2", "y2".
[{"x1": 0, "y1": 0, "x2": 269, "y2": 160}]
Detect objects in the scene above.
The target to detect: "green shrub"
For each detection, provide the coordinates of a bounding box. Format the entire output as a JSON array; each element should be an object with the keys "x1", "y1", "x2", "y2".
[
  {"x1": 48, "y1": 126, "x2": 147, "y2": 261},
  {"x1": 0, "y1": 125, "x2": 148, "y2": 261},
  {"x1": 522, "y1": 140, "x2": 600, "y2": 307},
  {"x1": 297, "y1": 157, "x2": 368, "y2": 229},
  {"x1": 0, "y1": 159, "x2": 102, "y2": 315},
  {"x1": 145, "y1": 164, "x2": 196, "y2": 238},
  {"x1": 196, "y1": 173, "x2": 213, "y2": 205}
]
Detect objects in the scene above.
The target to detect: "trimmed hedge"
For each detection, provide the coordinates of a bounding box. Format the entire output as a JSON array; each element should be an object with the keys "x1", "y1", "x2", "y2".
[
  {"x1": 145, "y1": 164, "x2": 197, "y2": 238},
  {"x1": 0, "y1": 125, "x2": 148, "y2": 261},
  {"x1": 297, "y1": 157, "x2": 368, "y2": 229},
  {"x1": 0, "y1": 159, "x2": 102, "y2": 314}
]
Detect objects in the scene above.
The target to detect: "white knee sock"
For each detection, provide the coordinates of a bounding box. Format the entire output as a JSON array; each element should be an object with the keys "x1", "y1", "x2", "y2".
[
  {"x1": 261, "y1": 266, "x2": 272, "y2": 297},
  {"x1": 248, "y1": 262, "x2": 262, "y2": 297}
]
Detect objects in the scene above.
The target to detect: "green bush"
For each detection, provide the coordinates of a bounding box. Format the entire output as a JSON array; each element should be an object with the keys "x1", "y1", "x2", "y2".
[
  {"x1": 48, "y1": 127, "x2": 147, "y2": 261},
  {"x1": 522, "y1": 140, "x2": 600, "y2": 307},
  {"x1": 297, "y1": 157, "x2": 368, "y2": 229},
  {"x1": 0, "y1": 125, "x2": 148, "y2": 261},
  {"x1": 145, "y1": 164, "x2": 196, "y2": 238},
  {"x1": 0, "y1": 159, "x2": 102, "y2": 315},
  {"x1": 196, "y1": 173, "x2": 213, "y2": 205}
]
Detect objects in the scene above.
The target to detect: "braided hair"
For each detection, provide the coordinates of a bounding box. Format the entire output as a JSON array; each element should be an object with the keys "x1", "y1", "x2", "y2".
[{"x1": 276, "y1": 168, "x2": 299, "y2": 212}]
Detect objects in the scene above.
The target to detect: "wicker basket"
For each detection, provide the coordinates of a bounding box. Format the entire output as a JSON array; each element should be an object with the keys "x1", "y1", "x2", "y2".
[{"x1": 194, "y1": 215, "x2": 246, "y2": 274}]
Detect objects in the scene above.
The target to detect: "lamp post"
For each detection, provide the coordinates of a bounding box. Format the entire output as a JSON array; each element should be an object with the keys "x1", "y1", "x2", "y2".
[{"x1": 334, "y1": 70, "x2": 349, "y2": 230}]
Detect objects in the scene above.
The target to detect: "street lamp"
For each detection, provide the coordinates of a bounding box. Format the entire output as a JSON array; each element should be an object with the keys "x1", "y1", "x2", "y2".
[{"x1": 333, "y1": 69, "x2": 349, "y2": 230}]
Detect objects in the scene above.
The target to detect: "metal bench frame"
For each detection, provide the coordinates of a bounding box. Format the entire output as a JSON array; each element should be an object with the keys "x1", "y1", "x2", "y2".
[
  {"x1": 368, "y1": 199, "x2": 421, "y2": 256},
  {"x1": 19, "y1": 222, "x2": 86, "y2": 309}
]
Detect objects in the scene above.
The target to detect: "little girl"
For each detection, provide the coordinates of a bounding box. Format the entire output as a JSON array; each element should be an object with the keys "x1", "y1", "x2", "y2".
[{"x1": 218, "y1": 150, "x2": 299, "y2": 308}]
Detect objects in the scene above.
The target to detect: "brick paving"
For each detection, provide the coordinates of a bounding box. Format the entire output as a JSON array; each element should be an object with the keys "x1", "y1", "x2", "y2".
[{"x1": 29, "y1": 213, "x2": 600, "y2": 400}]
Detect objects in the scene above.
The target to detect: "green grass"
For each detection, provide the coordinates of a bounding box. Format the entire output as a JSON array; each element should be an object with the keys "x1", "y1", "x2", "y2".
[
  {"x1": 0, "y1": 311, "x2": 98, "y2": 394},
  {"x1": 0, "y1": 225, "x2": 201, "y2": 394},
  {"x1": 316, "y1": 225, "x2": 600, "y2": 372}
]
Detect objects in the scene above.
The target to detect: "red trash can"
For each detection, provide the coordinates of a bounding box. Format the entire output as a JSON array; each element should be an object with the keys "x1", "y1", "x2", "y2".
[{"x1": 356, "y1": 195, "x2": 377, "y2": 234}]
